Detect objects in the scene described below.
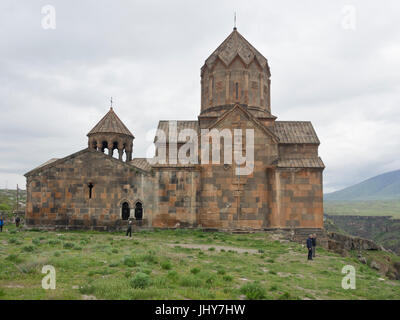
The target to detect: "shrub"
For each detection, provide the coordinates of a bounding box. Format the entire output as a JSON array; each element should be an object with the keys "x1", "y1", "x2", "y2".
[
  {"x1": 269, "y1": 270, "x2": 277, "y2": 275},
  {"x1": 130, "y1": 272, "x2": 151, "y2": 289},
  {"x1": 53, "y1": 251, "x2": 61, "y2": 257},
  {"x1": 32, "y1": 238, "x2": 41, "y2": 246},
  {"x1": 217, "y1": 269, "x2": 226, "y2": 275},
  {"x1": 6, "y1": 254, "x2": 22, "y2": 263},
  {"x1": 22, "y1": 245, "x2": 34, "y2": 252},
  {"x1": 48, "y1": 239, "x2": 61, "y2": 246},
  {"x1": 269, "y1": 285, "x2": 278, "y2": 291},
  {"x1": 205, "y1": 276, "x2": 215, "y2": 286},
  {"x1": 18, "y1": 258, "x2": 48, "y2": 274},
  {"x1": 179, "y1": 275, "x2": 202, "y2": 287},
  {"x1": 109, "y1": 262, "x2": 119, "y2": 267},
  {"x1": 240, "y1": 282, "x2": 267, "y2": 300},
  {"x1": 258, "y1": 249, "x2": 265, "y2": 253},
  {"x1": 208, "y1": 247, "x2": 215, "y2": 251},
  {"x1": 79, "y1": 284, "x2": 95, "y2": 294},
  {"x1": 267, "y1": 259, "x2": 275, "y2": 263},
  {"x1": 167, "y1": 270, "x2": 178, "y2": 279},
  {"x1": 142, "y1": 253, "x2": 157, "y2": 264},
  {"x1": 190, "y1": 267, "x2": 200, "y2": 274},
  {"x1": 223, "y1": 275, "x2": 233, "y2": 282},
  {"x1": 277, "y1": 292, "x2": 291, "y2": 300},
  {"x1": 63, "y1": 242, "x2": 74, "y2": 249},
  {"x1": 9, "y1": 238, "x2": 22, "y2": 245},
  {"x1": 139, "y1": 268, "x2": 152, "y2": 275},
  {"x1": 123, "y1": 256, "x2": 136, "y2": 267},
  {"x1": 112, "y1": 249, "x2": 119, "y2": 254},
  {"x1": 124, "y1": 271, "x2": 132, "y2": 278},
  {"x1": 160, "y1": 260, "x2": 172, "y2": 270}
]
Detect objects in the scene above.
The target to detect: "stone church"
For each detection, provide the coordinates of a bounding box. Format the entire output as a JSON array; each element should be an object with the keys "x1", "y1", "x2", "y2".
[{"x1": 25, "y1": 28, "x2": 325, "y2": 231}]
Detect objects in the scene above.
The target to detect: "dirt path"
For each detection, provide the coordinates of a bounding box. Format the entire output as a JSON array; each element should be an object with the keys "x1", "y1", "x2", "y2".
[{"x1": 167, "y1": 243, "x2": 258, "y2": 253}]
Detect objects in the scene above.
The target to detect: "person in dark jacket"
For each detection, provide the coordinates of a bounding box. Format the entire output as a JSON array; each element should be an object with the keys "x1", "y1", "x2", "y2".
[
  {"x1": 312, "y1": 233, "x2": 317, "y2": 258},
  {"x1": 126, "y1": 220, "x2": 132, "y2": 237},
  {"x1": 306, "y1": 234, "x2": 313, "y2": 260},
  {"x1": 0, "y1": 217, "x2": 4, "y2": 232},
  {"x1": 15, "y1": 216, "x2": 21, "y2": 228}
]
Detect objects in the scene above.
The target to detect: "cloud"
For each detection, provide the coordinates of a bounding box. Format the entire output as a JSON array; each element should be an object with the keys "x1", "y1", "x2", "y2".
[{"x1": 0, "y1": 0, "x2": 399, "y2": 192}]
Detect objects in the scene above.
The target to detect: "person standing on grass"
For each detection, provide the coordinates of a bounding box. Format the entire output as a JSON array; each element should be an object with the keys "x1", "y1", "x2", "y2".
[
  {"x1": 306, "y1": 234, "x2": 313, "y2": 260},
  {"x1": 0, "y1": 217, "x2": 4, "y2": 232},
  {"x1": 312, "y1": 233, "x2": 317, "y2": 258},
  {"x1": 15, "y1": 216, "x2": 21, "y2": 228},
  {"x1": 126, "y1": 220, "x2": 132, "y2": 237}
]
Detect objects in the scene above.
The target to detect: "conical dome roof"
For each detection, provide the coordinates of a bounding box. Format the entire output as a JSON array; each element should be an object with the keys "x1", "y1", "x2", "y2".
[
  {"x1": 87, "y1": 107, "x2": 134, "y2": 137},
  {"x1": 203, "y1": 28, "x2": 269, "y2": 72}
]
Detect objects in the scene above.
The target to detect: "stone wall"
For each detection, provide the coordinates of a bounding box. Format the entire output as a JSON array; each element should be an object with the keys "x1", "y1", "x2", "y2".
[
  {"x1": 25, "y1": 149, "x2": 155, "y2": 230},
  {"x1": 152, "y1": 167, "x2": 200, "y2": 228},
  {"x1": 198, "y1": 106, "x2": 278, "y2": 230},
  {"x1": 273, "y1": 168, "x2": 323, "y2": 229}
]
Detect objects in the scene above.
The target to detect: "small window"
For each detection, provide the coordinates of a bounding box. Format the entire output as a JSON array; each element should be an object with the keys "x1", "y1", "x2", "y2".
[
  {"x1": 88, "y1": 183, "x2": 94, "y2": 199},
  {"x1": 235, "y1": 82, "x2": 239, "y2": 100}
]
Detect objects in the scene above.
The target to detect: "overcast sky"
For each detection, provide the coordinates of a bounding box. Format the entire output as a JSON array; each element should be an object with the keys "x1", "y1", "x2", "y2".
[{"x1": 1, "y1": 0, "x2": 400, "y2": 192}]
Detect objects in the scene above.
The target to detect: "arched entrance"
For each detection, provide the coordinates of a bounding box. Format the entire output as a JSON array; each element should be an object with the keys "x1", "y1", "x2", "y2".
[
  {"x1": 121, "y1": 202, "x2": 130, "y2": 220},
  {"x1": 134, "y1": 202, "x2": 143, "y2": 220}
]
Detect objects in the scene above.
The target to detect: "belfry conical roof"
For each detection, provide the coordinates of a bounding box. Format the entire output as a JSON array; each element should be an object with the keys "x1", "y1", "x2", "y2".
[
  {"x1": 203, "y1": 28, "x2": 269, "y2": 71},
  {"x1": 87, "y1": 107, "x2": 134, "y2": 137}
]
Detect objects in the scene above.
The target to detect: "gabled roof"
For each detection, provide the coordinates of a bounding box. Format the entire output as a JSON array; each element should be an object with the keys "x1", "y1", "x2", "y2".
[
  {"x1": 155, "y1": 120, "x2": 199, "y2": 143},
  {"x1": 203, "y1": 29, "x2": 269, "y2": 73},
  {"x1": 30, "y1": 158, "x2": 59, "y2": 172},
  {"x1": 276, "y1": 157, "x2": 325, "y2": 169},
  {"x1": 205, "y1": 104, "x2": 279, "y2": 143},
  {"x1": 87, "y1": 107, "x2": 134, "y2": 137},
  {"x1": 273, "y1": 121, "x2": 320, "y2": 144},
  {"x1": 25, "y1": 148, "x2": 148, "y2": 177},
  {"x1": 130, "y1": 158, "x2": 152, "y2": 172}
]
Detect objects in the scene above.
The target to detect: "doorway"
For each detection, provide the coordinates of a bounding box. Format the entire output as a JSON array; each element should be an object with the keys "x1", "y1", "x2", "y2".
[
  {"x1": 121, "y1": 202, "x2": 130, "y2": 220},
  {"x1": 134, "y1": 202, "x2": 143, "y2": 220}
]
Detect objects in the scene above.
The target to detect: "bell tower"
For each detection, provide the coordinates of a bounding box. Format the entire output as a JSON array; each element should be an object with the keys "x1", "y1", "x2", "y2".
[
  {"x1": 87, "y1": 107, "x2": 134, "y2": 162},
  {"x1": 200, "y1": 28, "x2": 272, "y2": 117}
]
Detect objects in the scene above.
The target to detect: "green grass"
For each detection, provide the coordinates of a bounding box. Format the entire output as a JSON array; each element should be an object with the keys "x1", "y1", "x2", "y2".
[
  {"x1": 0, "y1": 189, "x2": 26, "y2": 216},
  {"x1": 324, "y1": 199, "x2": 400, "y2": 218},
  {"x1": 0, "y1": 225, "x2": 399, "y2": 300}
]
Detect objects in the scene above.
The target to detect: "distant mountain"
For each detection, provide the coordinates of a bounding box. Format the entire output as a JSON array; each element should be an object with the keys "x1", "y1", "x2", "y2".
[{"x1": 325, "y1": 169, "x2": 400, "y2": 201}]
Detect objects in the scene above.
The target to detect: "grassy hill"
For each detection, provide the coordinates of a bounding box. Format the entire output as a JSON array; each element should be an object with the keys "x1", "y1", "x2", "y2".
[
  {"x1": 324, "y1": 199, "x2": 400, "y2": 218},
  {"x1": 324, "y1": 170, "x2": 400, "y2": 252},
  {"x1": 0, "y1": 227, "x2": 399, "y2": 300},
  {"x1": 325, "y1": 169, "x2": 400, "y2": 201},
  {"x1": 0, "y1": 189, "x2": 26, "y2": 214}
]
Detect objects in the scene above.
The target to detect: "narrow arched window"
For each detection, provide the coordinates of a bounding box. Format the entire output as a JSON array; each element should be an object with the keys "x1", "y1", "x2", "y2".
[
  {"x1": 88, "y1": 183, "x2": 94, "y2": 199},
  {"x1": 235, "y1": 82, "x2": 239, "y2": 100}
]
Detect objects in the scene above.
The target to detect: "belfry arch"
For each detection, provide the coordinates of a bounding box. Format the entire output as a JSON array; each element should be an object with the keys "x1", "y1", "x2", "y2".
[{"x1": 87, "y1": 107, "x2": 134, "y2": 162}]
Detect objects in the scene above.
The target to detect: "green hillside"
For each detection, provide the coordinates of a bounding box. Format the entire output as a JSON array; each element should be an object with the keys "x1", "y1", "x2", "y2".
[
  {"x1": 0, "y1": 189, "x2": 26, "y2": 214},
  {"x1": 324, "y1": 199, "x2": 400, "y2": 218},
  {"x1": 0, "y1": 227, "x2": 399, "y2": 300},
  {"x1": 325, "y1": 169, "x2": 400, "y2": 201}
]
